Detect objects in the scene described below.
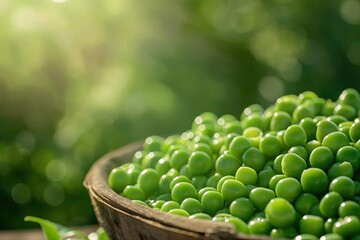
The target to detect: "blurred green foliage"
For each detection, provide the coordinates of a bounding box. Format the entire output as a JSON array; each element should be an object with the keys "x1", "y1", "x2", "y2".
[{"x1": 0, "y1": 0, "x2": 359, "y2": 229}]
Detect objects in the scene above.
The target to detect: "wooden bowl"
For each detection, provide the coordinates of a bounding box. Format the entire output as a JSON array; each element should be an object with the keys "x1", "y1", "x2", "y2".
[{"x1": 84, "y1": 141, "x2": 270, "y2": 240}]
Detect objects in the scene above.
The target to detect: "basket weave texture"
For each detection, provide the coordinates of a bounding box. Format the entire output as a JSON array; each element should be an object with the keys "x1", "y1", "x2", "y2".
[{"x1": 84, "y1": 142, "x2": 273, "y2": 240}]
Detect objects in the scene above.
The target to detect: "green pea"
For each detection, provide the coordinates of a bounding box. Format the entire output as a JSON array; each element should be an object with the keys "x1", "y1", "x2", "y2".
[
  {"x1": 338, "y1": 88, "x2": 360, "y2": 109},
  {"x1": 169, "y1": 175, "x2": 191, "y2": 190},
  {"x1": 159, "y1": 174, "x2": 173, "y2": 193},
  {"x1": 273, "y1": 154, "x2": 285, "y2": 174},
  {"x1": 216, "y1": 175, "x2": 235, "y2": 192},
  {"x1": 235, "y1": 166, "x2": 258, "y2": 186},
  {"x1": 275, "y1": 177, "x2": 301, "y2": 202},
  {"x1": 299, "y1": 91, "x2": 318, "y2": 102},
  {"x1": 299, "y1": 215, "x2": 324, "y2": 237},
  {"x1": 334, "y1": 104, "x2": 357, "y2": 120},
  {"x1": 150, "y1": 200, "x2": 165, "y2": 209},
  {"x1": 155, "y1": 158, "x2": 171, "y2": 176},
  {"x1": 332, "y1": 216, "x2": 360, "y2": 238},
  {"x1": 169, "y1": 149, "x2": 190, "y2": 170},
  {"x1": 316, "y1": 120, "x2": 338, "y2": 142},
  {"x1": 218, "y1": 114, "x2": 237, "y2": 126},
  {"x1": 171, "y1": 182, "x2": 197, "y2": 204},
  {"x1": 223, "y1": 120, "x2": 243, "y2": 135},
  {"x1": 338, "y1": 201, "x2": 360, "y2": 218},
  {"x1": 215, "y1": 153, "x2": 241, "y2": 176},
  {"x1": 309, "y1": 146, "x2": 335, "y2": 171},
  {"x1": 324, "y1": 218, "x2": 337, "y2": 234},
  {"x1": 229, "y1": 136, "x2": 252, "y2": 159},
  {"x1": 270, "y1": 111, "x2": 293, "y2": 131},
  {"x1": 322, "y1": 99, "x2": 336, "y2": 116},
  {"x1": 289, "y1": 146, "x2": 309, "y2": 161},
  {"x1": 319, "y1": 233, "x2": 344, "y2": 240},
  {"x1": 309, "y1": 204, "x2": 322, "y2": 218},
  {"x1": 284, "y1": 125, "x2": 307, "y2": 147},
  {"x1": 329, "y1": 176, "x2": 355, "y2": 200},
  {"x1": 127, "y1": 168, "x2": 141, "y2": 185},
  {"x1": 160, "y1": 201, "x2": 180, "y2": 212},
  {"x1": 243, "y1": 147, "x2": 266, "y2": 173},
  {"x1": 191, "y1": 176, "x2": 207, "y2": 190},
  {"x1": 282, "y1": 153, "x2": 307, "y2": 179},
  {"x1": 206, "y1": 173, "x2": 222, "y2": 188},
  {"x1": 192, "y1": 142, "x2": 213, "y2": 156},
  {"x1": 132, "y1": 151, "x2": 146, "y2": 165},
  {"x1": 108, "y1": 167, "x2": 131, "y2": 193},
  {"x1": 350, "y1": 121, "x2": 360, "y2": 142},
  {"x1": 293, "y1": 104, "x2": 316, "y2": 123},
  {"x1": 244, "y1": 114, "x2": 266, "y2": 131},
  {"x1": 319, "y1": 192, "x2": 343, "y2": 218},
  {"x1": 269, "y1": 174, "x2": 287, "y2": 191},
  {"x1": 189, "y1": 213, "x2": 212, "y2": 220},
  {"x1": 197, "y1": 187, "x2": 216, "y2": 200},
  {"x1": 221, "y1": 179, "x2": 247, "y2": 203},
  {"x1": 249, "y1": 187, "x2": 275, "y2": 211},
  {"x1": 156, "y1": 193, "x2": 172, "y2": 201},
  {"x1": 141, "y1": 151, "x2": 164, "y2": 169},
  {"x1": 336, "y1": 146, "x2": 360, "y2": 172},
  {"x1": 300, "y1": 118, "x2": 317, "y2": 141},
  {"x1": 257, "y1": 168, "x2": 277, "y2": 188},
  {"x1": 243, "y1": 127, "x2": 263, "y2": 147},
  {"x1": 215, "y1": 208, "x2": 231, "y2": 216},
  {"x1": 301, "y1": 168, "x2": 329, "y2": 196},
  {"x1": 294, "y1": 234, "x2": 319, "y2": 240},
  {"x1": 225, "y1": 217, "x2": 250, "y2": 234},
  {"x1": 123, "y1": 185, "x2": 146, "y2": 201},
  {"x1": 201, "y1": 190, "x2": 224, "y2": 216},
  {"x1": 162, "y1": 135, "x2": 183, "y2": 153},
  {"x1": 168, "y1": 208, "x2": 190, "y2": 217},
  {"x1": 295, "y1": 193, "x2": 319, "y2": 215},
  {"x1": 277, "y1": 130, "x2": 286, "y2": 148},
  {"x1": 327, "y1": 115, "x2": 348, "y2": 125},
  {"x1": 275, "y1": 95, "x2": 298, "y2": 115},
  {"x1": 180, "y1": 198, "x2": 203, "y2": 215},
  {"x1": 305, "y1": 140, "x2": 322, "y2": 155},
  {"x1": 179, "y1": 164, "x2": 193, "y2": 179},
  {"x1": 339, "y1": 124, "x2": 351, "y2": 140},
  {"x1": 259, "y1": 134, "x2": 283, "y2": 157},
  {"x1": 322, "y1": 132, "x2": 349, "y2": 154},
  {"x1": 132, "y1": 200, "x2": 149, "y2": 207},
  {"x1": 241, "y1": 104, "x2": 264, "y2": 119},
  {"x1": 188, "y1": 151, "x2": 212, "y2": 176},
  {"x1": 248, "y1": 216, "x2": 272, "y2": 235},
  {"x1": 229, "y1": 197, "x2": 254, "y2": 222},
  {"x1": 327, "y1": 162, "x2": 354, "y2": 181},
  {"x1": 265, "y1": 198, "x2": 296, "y2": 228},
  {"x1": 143, "y1": 135, "x2": 164, "y2": 152},
  {"x1": 192, "y1": 134, "x2": 213, "y2": 146}
]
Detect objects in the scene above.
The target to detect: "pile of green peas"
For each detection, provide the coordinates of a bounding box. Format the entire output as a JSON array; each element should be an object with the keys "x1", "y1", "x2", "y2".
[{"x1": 108, "y1": 88, "x2": 360, "y2": 240}]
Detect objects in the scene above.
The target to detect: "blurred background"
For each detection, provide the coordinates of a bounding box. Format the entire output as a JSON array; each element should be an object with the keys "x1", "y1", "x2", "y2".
[{"x1": 1, "y1": 0, "x2": 360, "y2": 230}]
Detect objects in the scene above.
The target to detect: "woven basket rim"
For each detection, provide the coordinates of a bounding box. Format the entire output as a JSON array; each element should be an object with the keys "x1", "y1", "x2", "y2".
[{"x1": 84, "y1": 141, "x2": 274, "y2": 240}]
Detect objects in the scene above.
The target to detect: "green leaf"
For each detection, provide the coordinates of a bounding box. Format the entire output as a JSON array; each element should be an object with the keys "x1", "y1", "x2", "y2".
[
  {"x1": 24, "y1": 216, "x2": 89, "y2": 240},
  {"x1": 96, "y1": 228, "x2": 110, "y2": 240}
]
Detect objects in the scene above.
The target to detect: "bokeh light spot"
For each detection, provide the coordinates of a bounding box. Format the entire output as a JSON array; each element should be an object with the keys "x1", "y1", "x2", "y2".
[
  {"x1": 278, "y1": 58, "x2": 302, "y2": 82},
  {"x1": 250, "y1": 30, "x2": 280, "y2": 61},
  {"x1": 46, "y1": 160, "x2": 67, "y2": 182},
  {"x1": 258, "y1": 76, "x2": 284, "y2": 102},
  {"x1": 44, "y1": 183, "x2": 64, "y2": 206},
  {"x1": 53, "y1": 0, "x2": 67, "y2": 3},
  {"x1": 12, "y1": 183, "x2": 31, "y2": 204},
  {"x1": 340, "y1": 0, "x2": 360, "y2": 25},
  {"x1": 347, "y1": 41, "x2": 360, "y2": 65}
]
